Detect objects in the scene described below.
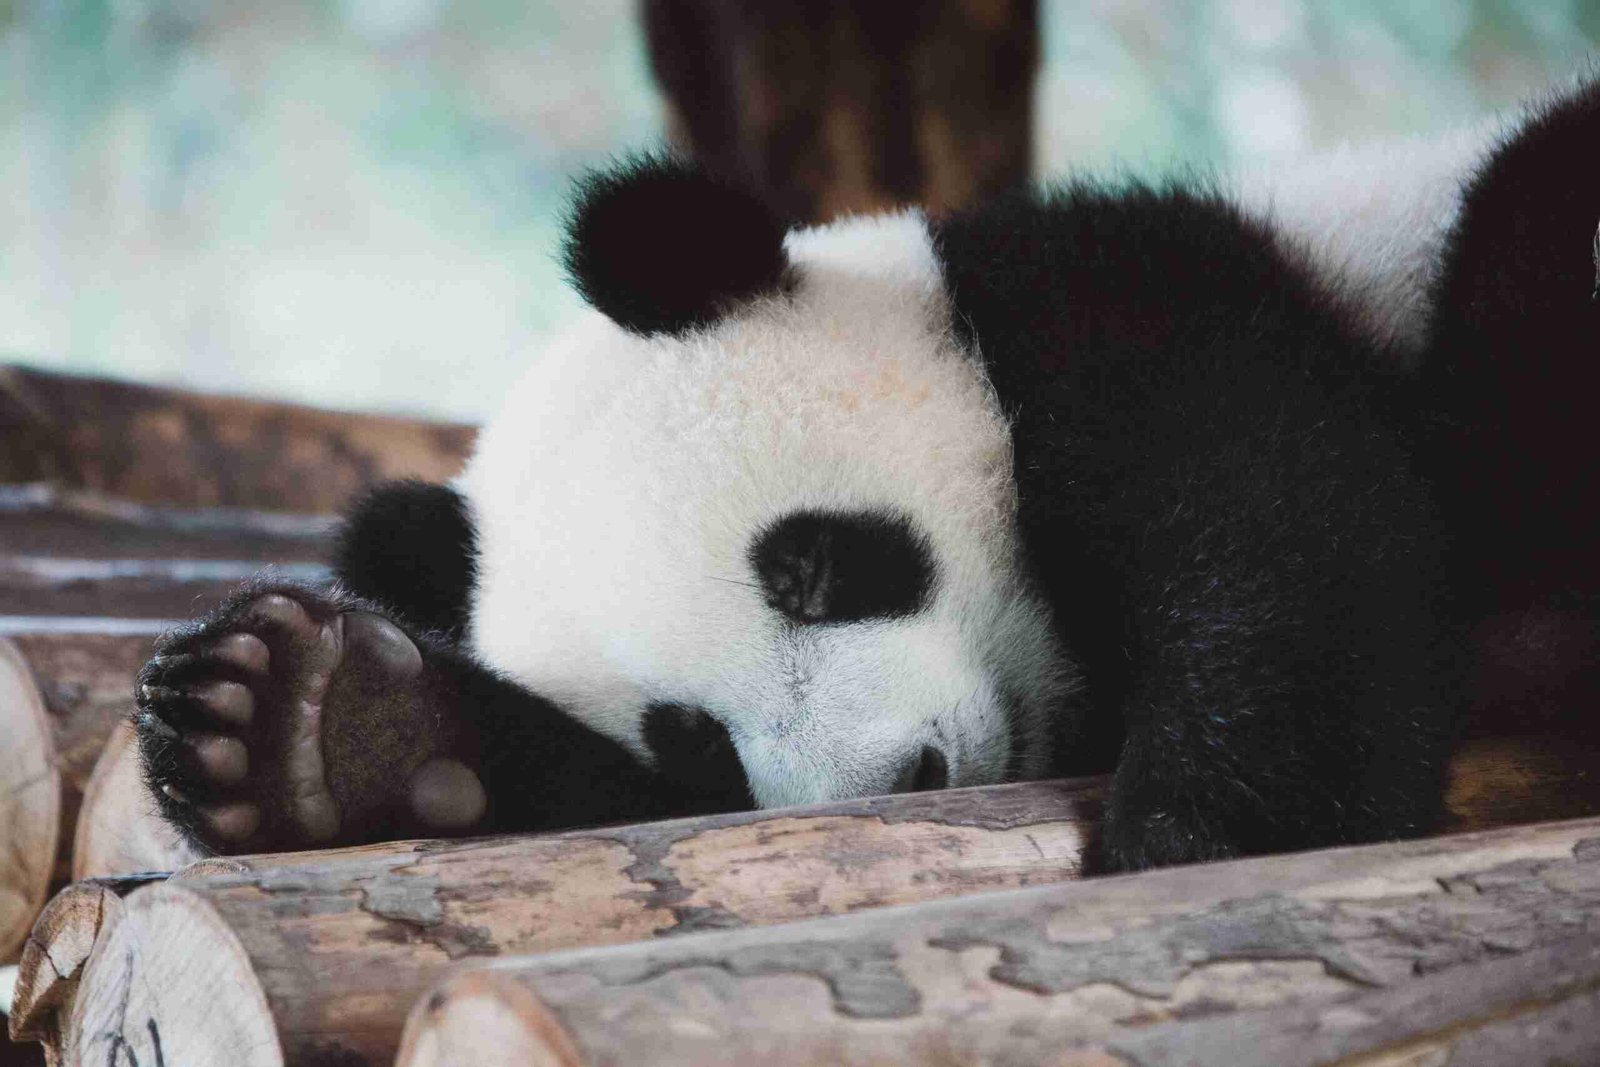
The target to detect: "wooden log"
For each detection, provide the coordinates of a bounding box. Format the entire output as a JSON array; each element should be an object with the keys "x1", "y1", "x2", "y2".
[
  {"x1": 0, "y1": 365, "x2": 474, "y2": 512},
  {"x1": 642, "y1": 0, "x2": 1037, "y2": 223},
  {"x1": 1444, "y1": 732, "x2": 1600, "y2": 832},
  {"x1": 41, "y1": 778, "x2": 1103, "y2": 1066},
  {"x1": 2, "y1": 628, "x2": 160, "y2": 890},
  {"x1": 0, "y1": 484, "x2": 331, "y2": 562},
  {"x1": 13, "y1": 743, "x2": 1600, "y2": 1065},
  {"x1": 393, "y1": 817, "x2": 1600, "y2": 1067},
  {"x1": 71, "y1": 723, "x2": 200, "y2": 882},
  {"x1": 0, "y1": 484, "x2": 332, "y2": 619},
  {"x1": 6, "y1": 876, "x2": 167, "y2": 1064},
  {"x1": 0, "y1": 641, "x2": 59, "y2": 965}
]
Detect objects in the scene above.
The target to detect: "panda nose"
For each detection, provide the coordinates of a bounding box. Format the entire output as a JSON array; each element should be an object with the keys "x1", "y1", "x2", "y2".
[
  {"x1": 890, "y1": 746, "x2": 949, "y2": 794},
  {"x1": 748, "y1": 509, "x2": 935, "y2": 624}
]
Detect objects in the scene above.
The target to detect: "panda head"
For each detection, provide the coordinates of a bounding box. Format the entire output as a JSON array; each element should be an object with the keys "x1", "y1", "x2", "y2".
[{"x1": 456, "y1": 156, "x2": 1075, "y2": 807}]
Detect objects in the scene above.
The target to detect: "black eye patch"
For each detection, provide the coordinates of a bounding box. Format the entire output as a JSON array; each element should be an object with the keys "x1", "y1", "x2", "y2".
[{"x1": 748, "y1": 509, "x2": 936, "y2": 624}]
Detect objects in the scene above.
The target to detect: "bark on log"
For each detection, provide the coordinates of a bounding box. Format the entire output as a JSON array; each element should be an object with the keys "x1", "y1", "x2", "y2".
[
  {"x1": 0, "y1": 641, "x2": 59, "y2": 965},
  {"x1": 41, "y1": 778, "x2": 1104, "y2": 1065},
  {"x1": 0, "y1": 365, "x2": 474, "y2": 512},
  {"x1": 394, "y1": 817, "x2": 1600, "y2": 1067},
  {"x1": 643, "y1": 0, "x2": 1038, "y2": 223}
]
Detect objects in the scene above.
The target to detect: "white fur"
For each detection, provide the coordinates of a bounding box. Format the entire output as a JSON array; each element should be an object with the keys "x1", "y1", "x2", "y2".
[
  {"x1": 1231, "y1": 117, "x2": 1505, "y2": 361},
  {"x1": 458, "y1": 211, "x2": 1074, "y2": 807}
]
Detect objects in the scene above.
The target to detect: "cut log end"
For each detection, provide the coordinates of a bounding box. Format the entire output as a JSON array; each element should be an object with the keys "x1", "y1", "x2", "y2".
[
  {"x1": 396, "y1": 971, "x2": 583, "y2": 1067},
  {"x1": 0, "y1": 640, "x2": 61, "y2": 964},
  {"x1": 65, "y1": 884, "x2": 280, "y2": 1067},
  {"x1": 72, "y1": 721, "x2": 200, "y2": 882}
]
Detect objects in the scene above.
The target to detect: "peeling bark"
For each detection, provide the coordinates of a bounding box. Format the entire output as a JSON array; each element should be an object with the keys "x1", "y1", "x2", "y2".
[
  {"x1": 398, "y1": 818, "x2": 1600, "y2": 1067},
  {"x1": 35, "y1": 777, "x2": 1100, "y2": 1065}
]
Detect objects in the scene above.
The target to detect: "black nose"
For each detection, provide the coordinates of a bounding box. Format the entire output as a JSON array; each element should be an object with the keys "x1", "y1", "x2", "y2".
[
  {"x1": 748, "y1": 509, "x2": 935, "y2": 624},
  {"x1": 891, "y1": 746, "x2": 949, "y2": 794}
]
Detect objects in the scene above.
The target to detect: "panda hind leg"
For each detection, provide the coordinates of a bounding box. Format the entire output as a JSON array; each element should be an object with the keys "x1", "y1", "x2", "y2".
[{"x1": 135, "y1": 581, "x2": 485, "y2": 854}]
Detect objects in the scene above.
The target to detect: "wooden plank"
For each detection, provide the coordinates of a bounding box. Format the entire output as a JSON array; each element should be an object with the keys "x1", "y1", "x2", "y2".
[
  {"x1": 392, "y1": 817, "x2": 1600, "y2": 1067},
  {"x1": 0, "y1": 365, "x2": 474, "y2": 512}
]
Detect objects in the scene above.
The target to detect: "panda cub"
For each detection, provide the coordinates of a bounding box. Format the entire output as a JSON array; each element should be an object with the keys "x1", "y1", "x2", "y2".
[{"x1": 135, "y1": 76, "x2": 1598, "y2": 872}]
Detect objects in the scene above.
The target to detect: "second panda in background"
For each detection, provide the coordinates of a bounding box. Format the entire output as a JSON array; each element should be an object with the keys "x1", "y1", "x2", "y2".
[{"x1": 133, "y1": 76, "x2": 1598, "y2": 872}]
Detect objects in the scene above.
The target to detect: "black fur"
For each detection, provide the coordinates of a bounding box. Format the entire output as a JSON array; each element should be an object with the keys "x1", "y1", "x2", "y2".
[
  {"x1": 333, "y1": 479, "x2": 477, "y2": 638},
  {"x1": 748, "y1": 509, "x2": 936, "y2": 624},
  {"x1": 1418, "y1": 76, "x2": 1600, "y2": 739},
  {"x1": 933, "y1": 182, "x2": 1464, "y2": 869},
  {"x1": 564, "y1": 154, "x2": 791, "y2": 335},
  {"x1": 1422, "y1": 77, "x2": 1600, "y2": 615}
]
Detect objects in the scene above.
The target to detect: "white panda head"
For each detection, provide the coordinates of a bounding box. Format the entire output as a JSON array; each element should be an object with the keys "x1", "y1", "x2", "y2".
[{"x1": 456, "y1": 157, "x2": 1076, "y2": 808}]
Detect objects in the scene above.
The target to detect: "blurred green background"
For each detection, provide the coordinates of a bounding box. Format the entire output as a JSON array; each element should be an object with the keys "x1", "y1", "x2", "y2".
[{"x1": 1, "y1": 0, "x2": 1595, "y2": 419}]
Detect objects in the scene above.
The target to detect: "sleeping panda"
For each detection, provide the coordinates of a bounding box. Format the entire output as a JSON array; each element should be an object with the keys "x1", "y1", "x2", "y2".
[{"x1": 134, "y1": 75, "x2": 1598, "y2": 872}]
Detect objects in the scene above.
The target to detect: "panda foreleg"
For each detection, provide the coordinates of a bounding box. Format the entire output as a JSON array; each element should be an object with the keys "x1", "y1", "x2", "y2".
[
  {"x1": 1081, "y1": 424, "x2": 1463, "y2": 873},
  {"x1": 133, "y1": 579, "x2": 681, "y2": 854}
]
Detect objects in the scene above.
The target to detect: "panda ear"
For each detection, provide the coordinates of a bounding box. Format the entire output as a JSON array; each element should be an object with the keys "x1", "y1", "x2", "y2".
[{"x1": 563, "y1": 155, "x2": 791, "y2": 336}]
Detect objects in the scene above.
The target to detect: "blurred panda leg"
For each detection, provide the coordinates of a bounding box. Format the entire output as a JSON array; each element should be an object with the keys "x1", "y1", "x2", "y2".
[
  {"x1": 1426, "y1": 76, "x2": 1600, "y2": 612},
  {"x1": 1086, "y1": 421, "x2": 1462, "y2": 873}
]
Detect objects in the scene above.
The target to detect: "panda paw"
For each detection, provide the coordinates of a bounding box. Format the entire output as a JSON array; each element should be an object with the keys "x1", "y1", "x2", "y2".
[
  {"x1": 1098, "y1": 804, "x2": 1243, "y2": 873},
  {"x1": 134, "y1": 582, "x2": 485, "y2": 853}
]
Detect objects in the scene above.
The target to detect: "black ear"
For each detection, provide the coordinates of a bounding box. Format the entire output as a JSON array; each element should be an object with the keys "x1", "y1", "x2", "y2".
[{"x1": 563, "y1": 155, "x2": 791, "y2": 336}]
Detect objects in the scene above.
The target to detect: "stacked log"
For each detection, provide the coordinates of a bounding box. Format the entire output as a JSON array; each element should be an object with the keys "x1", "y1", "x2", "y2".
[
  {"x1": 0, "y1": 642, "x2": 57, "y2": 965},
  {"x1": 0, "y1": 366, "x2": 475, "y2": 969},
  {"x1": 0, "y1": 366, "x2": 473, "y2": 512},
  {"x1": 393, "y1": 816, "x2": 1600, "y2": 1067},
  {"x1": 17, "y1": 778, "x2": 1104, "y2": 1065}
]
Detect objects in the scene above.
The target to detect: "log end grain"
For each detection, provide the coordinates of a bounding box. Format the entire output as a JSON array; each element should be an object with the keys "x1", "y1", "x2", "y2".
[
  {"x1": 396, "y1": 971, "x2": 584, "y2": 1067},
  {"x1": 0, "y1": 641, "x2": 61, "y2": 964},
  {"x1": 64, "y1": 883, "x2": 280, "y2": 1067},
  {"x1": 72, "y1": 722, "x2": 200, "y2": 882}
]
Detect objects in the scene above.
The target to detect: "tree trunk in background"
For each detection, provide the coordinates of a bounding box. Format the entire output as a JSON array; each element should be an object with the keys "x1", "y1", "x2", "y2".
[{"x1": 642, "y1": 0, "x2": 1038, "y2": 223}]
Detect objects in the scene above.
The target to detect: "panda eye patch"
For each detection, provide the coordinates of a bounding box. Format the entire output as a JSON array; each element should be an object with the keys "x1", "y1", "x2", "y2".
[{"x1": 748, "y1": 509, "x2": 936, "y2": 624}]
